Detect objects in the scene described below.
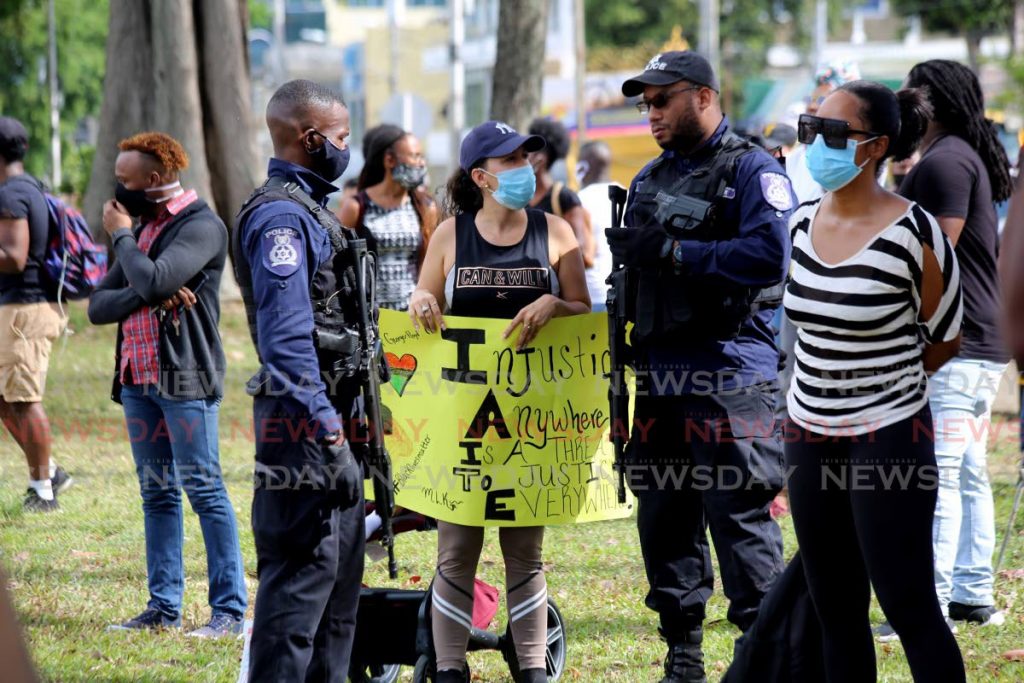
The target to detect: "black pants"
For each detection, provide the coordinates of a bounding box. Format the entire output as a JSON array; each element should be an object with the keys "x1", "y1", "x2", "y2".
[
  {"x1": 248, "y1": 397, "x2": 366, "y2": 683},
  {"x1": 785, "y1": 409, "x2": 966, "y2": 683},
  {"x1": 628, "y1": 383, "x2": 785, "y2": 634}
]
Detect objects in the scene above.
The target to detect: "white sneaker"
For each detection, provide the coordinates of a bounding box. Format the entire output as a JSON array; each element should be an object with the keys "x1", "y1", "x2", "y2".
[{"x1": 874, "y1": 617, "x2": 957, "y2": 643}]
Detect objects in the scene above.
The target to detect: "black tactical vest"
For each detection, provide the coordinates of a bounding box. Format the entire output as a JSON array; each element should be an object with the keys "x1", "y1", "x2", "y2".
[
  {"x1": 627, "y1": 132, "x2": 783, "y2": 343},
  {"x1": 233, "y1": 178, "x2": 362, "y2": 398}
]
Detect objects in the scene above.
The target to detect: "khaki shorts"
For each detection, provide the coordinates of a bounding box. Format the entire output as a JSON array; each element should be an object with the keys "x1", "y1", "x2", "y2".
[{"x1": 0, "y1": 302, "x2": 67, "y2": 403}]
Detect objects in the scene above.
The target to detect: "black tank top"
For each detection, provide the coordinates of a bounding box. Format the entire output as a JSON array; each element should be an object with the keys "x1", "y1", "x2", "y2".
[{"x1": 449, "y1": 209, "x2": 555, "y2": 319}]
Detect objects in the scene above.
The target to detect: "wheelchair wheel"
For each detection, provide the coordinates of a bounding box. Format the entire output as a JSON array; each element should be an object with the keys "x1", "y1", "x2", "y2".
[
  {"x1": 503, "y1": 598, "x2": 567, "y2": 681},
  {"x1": 412, "y1": 654, "x2": 432, "y2": 683},
  {"x1": 349, "y1": 662, "x2": 401, "y2": 683}
]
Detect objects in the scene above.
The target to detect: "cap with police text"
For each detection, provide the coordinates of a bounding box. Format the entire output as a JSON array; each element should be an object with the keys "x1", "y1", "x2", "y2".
[
  {"x1": 460, "y1": 120, "x2": 546, "y2": 172},
  {"x1": 622, "y1": 51, "x2": 719, "y2": 97}
]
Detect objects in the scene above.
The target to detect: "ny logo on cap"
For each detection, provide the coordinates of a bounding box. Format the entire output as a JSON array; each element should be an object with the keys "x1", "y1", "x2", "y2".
[
  {"x1": 646, "y1": 54, "x2": 668, "y2": 71},
  {"x1": 494, "y1": 122, "x2": 515, "y2": 135}
]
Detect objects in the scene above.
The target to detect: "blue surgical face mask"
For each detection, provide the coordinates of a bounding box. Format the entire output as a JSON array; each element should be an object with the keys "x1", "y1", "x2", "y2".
[
  {"x1": 483, "y1": 164, "x2": 536, "y2": 210},
  {"x1": 805, "y1": 133, "x2": 877, "y2": 192}
]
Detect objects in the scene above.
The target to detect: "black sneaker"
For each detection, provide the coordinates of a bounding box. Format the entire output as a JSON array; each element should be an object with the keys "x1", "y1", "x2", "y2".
[
  {"x1": 187, "y1": 614, "x2": 244, "y2": 639},
  {"x1": 660, "y1": 627, "x2": 706, "y2": 683},
  {"x1": 23, "y1": 488, "x2": 58, "y2": 513},
  {"x1": 107, "y1": 607, "x2": 181, "y2": 631},
  {"x1": 51, "y1": 466, "x2": 74, "y2": 494},
  {"x1": 436, "y1": 666, "x2": 470, "y2": 683},
  {"x1": 517, "y1": 668, "x2": 547, "y2": 683},
  {"x1": 949, "y1": 601, "x2": 1005, "y2": 626}
]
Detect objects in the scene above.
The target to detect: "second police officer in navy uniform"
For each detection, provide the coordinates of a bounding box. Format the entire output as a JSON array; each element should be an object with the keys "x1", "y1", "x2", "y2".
[
  {"x1": 606, "y1": 52, "x2": 794, "y2": 683},
  {"x1": 233, "y1": 79, "x2": 365, "y2": 682}
]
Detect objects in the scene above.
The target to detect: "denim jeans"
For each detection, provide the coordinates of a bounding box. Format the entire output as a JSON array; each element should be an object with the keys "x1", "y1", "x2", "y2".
[
  {"x1": 121, "y1": 384, "x2": 247, "y2": 619},
  {"x1": 929, "y1": 357, "x2": 1008, "y2": 612}
]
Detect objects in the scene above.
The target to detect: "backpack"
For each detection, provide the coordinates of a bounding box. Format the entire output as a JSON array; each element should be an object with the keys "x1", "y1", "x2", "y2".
[{"x1": 9, "y1": 176, "x2": 108, "y2": 300}]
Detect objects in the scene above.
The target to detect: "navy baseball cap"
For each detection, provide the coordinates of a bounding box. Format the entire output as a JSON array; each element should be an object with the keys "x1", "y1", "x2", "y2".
[
  {"x1": 459, "y1": 120, "x2": 545, "y2": 172},
  {"x1": 622, "y1": 51, "x2": 719, "y2": 97}
]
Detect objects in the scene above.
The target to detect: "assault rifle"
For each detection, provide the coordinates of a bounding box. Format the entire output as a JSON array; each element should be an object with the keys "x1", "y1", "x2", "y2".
[
  {"x1": 606, "y1": 185, "x2": 631, "y2": 504},
  {"x1": 318, "y1": 234, "x2": 398, "y2": 579}
]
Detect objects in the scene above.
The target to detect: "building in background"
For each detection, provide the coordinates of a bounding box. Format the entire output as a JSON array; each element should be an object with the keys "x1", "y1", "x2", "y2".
[{"x1": 247, "y1": 1, "x2": 1018, "y2": 187}]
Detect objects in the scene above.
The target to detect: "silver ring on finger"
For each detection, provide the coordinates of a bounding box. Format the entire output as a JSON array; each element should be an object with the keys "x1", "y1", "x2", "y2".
[{"x1": 421, "y1": 306, "x2": 430, "y2": 313}]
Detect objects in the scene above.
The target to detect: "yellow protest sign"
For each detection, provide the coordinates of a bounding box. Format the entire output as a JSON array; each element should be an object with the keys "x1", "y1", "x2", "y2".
[{"x1": 378, "y1": 310, "x2": 634, "y2": 526}]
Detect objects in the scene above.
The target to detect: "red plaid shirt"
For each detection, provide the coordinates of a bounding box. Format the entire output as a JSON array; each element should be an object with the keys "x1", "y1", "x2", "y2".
[{"x1": 119, "y1": 190, "x2": 198, "y2": 385}]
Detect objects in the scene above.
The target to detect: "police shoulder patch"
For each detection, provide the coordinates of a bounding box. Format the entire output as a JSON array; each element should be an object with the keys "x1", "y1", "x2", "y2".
[
  {"x1": 759, "y1": 172, "x2": 794, "y2": 212},
  {"x1": 261, "y1": 226, "x2": 303, "y2": 277}
]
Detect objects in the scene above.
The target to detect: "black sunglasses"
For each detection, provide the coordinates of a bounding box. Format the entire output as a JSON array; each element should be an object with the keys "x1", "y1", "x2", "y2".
[
  {"x1": 636, "y1": 86, "x2": 701, "y2": 114},
  {"x1": 797, "y1": 114, "x2": 880, "y2": 150}
]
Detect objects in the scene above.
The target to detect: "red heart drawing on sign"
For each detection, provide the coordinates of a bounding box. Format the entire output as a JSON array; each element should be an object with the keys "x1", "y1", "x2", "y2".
[{"x1": 385, "y1": 352, "x2": 418, "y2": 397}]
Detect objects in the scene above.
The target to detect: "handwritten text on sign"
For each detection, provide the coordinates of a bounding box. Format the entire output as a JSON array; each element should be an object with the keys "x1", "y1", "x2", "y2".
[{"x1": 379, "y1": 310, "x2": 633, "y2": 526}]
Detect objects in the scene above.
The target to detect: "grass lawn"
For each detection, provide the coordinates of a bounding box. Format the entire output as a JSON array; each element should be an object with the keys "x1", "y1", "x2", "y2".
[{"x1": 2, "y1": 300, "x2": 1024, "y2": 681}]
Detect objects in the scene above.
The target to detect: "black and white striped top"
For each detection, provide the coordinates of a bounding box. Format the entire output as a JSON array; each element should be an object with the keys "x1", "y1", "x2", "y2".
[{"x1": 784, "y1": 199, "x2": 962, "y2": 435}]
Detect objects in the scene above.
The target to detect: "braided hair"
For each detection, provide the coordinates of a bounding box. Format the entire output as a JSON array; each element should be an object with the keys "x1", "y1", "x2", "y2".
[{"x1": 906, "y1": 60, "x2": 1013, "y2": 203}]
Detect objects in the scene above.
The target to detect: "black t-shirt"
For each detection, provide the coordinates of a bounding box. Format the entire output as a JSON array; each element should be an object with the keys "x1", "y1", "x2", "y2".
[
  {"x1": 532, "y1": 183, "x2": 582, "y2": 217},
  {"x1": 899, "y1": 135, "x2": 1008, "y2": 362},
  {"x1": 449, "y1": 209, "x2": 555, "y2": 319},
  {"x1": 0, "y1": 175, "x2": 50, "y2": 304}
]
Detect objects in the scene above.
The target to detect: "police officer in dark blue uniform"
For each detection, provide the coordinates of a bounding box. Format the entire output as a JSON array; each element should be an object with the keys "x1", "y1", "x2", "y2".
[
  {"x1": 606, "y1": 53, "x2": 793, "y2": 683},
  {"x1": 233, "y1": 79, "x2": 365, "y2": 682}
]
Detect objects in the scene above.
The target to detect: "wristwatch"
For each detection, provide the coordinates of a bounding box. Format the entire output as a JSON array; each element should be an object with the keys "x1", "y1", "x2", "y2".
[{"x1": 670, "y1": 240, "x2": 684, "y2": 269}]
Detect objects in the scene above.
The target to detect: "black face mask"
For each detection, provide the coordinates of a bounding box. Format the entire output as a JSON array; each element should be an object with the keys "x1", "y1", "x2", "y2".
[
  {"x1": 308, "y1": 131, "x2": 351, "y2": 182},
  {"x1": 115, "y1": 182, "x2": 151, "y2": 217}
]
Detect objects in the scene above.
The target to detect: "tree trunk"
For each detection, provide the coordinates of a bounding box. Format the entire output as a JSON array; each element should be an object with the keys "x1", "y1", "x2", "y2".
[
  {"x1": 195, "y1": 0, "x2": 256, "y2": 232},
  {"x1": 1013, "y1": 0, "x2": 1024, "y2": 58},
  {"x1": 83, "y1": 0, "x2": 253, "y2": 236},
  {"x1": 966, "y1": 28, "x2": 984, "y2": 72},
  {"x1": 149, "y1": 0, "x2": 214, "y2": 211},
  {"x1": 490, "y1": 0, "x2": 550, "y2": 132},
  {"x1": 83, "y1": 0, "x2": 153, "y2": 233}
]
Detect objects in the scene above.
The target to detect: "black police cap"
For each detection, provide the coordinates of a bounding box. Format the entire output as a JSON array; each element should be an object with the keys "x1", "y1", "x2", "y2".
[{"x1": 622, "y1": 51, "x2": 720, "y2": 97}]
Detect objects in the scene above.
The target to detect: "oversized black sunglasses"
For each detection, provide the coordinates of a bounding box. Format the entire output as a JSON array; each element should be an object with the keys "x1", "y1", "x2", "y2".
[{"x1": 797, "y1": 114, "x2": 880, "y2": 149}]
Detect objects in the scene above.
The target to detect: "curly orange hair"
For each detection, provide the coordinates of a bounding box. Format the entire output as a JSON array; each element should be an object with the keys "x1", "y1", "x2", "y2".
[{"x1": 118, "y1": 132, "x2": 190, "y2": 172}]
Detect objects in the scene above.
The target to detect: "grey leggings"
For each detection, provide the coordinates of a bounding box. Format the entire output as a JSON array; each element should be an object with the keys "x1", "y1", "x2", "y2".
[{"x1": 432, "y1": 522, "x2": 547, "y2": 672}]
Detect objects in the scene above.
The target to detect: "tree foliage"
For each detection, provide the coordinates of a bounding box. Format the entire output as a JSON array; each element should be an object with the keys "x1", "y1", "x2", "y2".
[
  {"x1": 584, "y1": 0, "x2": 814, "y2": 114},
  {"x1": 0, "y1": 0, "x2": 108, "y2": 194},
  {"x1": 585, "y1": 0, "x2": 811, "y2": 67},
  {"x1": 890, "y1": 0, "x2": 1011, "y2": 36},
  {"x1": 585, "y1": 0, "x2": 699, "y2": 50},
  {"x1": 890, "y1": 0, "x2": 1012, "y2": 68}
]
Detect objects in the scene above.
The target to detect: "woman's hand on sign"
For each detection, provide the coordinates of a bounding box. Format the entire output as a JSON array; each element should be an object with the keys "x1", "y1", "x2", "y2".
[
  {"x1": 409, "y1": 288, "x2": 446, "y2": 333},
  {"x1": 504, "y1": 294, "x2": 560, "y2": 351}
]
